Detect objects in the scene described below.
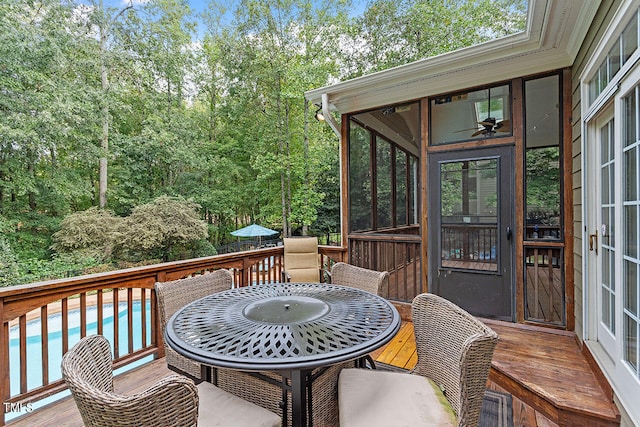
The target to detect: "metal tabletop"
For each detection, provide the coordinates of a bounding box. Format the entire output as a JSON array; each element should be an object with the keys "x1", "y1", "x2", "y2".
[{"x1": 165, "y1": 282, "x2": 401, "y2": 371}]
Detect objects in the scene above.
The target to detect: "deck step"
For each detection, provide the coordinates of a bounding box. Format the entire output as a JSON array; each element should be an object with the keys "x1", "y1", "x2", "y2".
[{"x1": 485, "y1": 320, "x2": 621, "y2": 427}]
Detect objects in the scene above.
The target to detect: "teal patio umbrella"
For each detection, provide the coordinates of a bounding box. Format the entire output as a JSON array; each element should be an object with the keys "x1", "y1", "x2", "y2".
[{"x1": 231, "y1": 224, "x2": 279, "y2": 247}]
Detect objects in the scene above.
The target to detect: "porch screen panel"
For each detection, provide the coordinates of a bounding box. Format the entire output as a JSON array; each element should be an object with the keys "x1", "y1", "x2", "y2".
[
  {"x1": 396, "y1": 151, "x2": 407, "y2": 226},
  {"x1": 624, "y1": 87, "x2": 640, "y2": 376},
  {"x1": 409, "y1": 156, "x2": 418, "y2": 225},
  {"x1": 349, "y1": 124, "x2": 372, "y2": 232},
  {"x1": 524, "y1": 75, "x2": 561, "y2": 241},
  {"x1": 376, "y1": 137, "x2": 392, "y2": 229},
  {"x1": 439, "y1": 159, "x2": 498, "y2": 272}
]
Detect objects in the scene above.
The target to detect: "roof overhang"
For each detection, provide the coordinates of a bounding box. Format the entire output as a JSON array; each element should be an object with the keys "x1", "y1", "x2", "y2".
[{"x1": 305, "y1": 0, "x2": 601, "y2": 114}]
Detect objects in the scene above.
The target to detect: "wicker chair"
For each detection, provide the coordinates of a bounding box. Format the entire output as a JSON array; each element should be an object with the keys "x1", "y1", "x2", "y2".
[
  {"x1": 155, "y1": 270, "x2": 233, "y2": 380},
  {"x1": 330, "y1": 262, "x2": 389, "y2": 368},
  {"x1": 330, "y1": 262, "x2": 389, "y2": 296},
  {"x1": 61, "y1": 334, "x2": 281, "y2": 427},
  {"x1": 338, "y1": 293, "x2": 499, "y2": 427},
  {"x1": 281, "y1": 236, "x2": 322, "y2": 282}
]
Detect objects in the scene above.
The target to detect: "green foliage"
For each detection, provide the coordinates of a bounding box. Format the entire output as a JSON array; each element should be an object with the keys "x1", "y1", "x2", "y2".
[
  {"x1": 50, "y1": 207, "x2": 122, "y2": 261},
  {"x1": 526, "y1": 147, "x2": 561, "y2": 223},
  {"x1": 0, "y1": 235, "x2": 19, "y2": 287},
  {"x1": 116, "y1": 195, "x2": 209, "y2": 262}
]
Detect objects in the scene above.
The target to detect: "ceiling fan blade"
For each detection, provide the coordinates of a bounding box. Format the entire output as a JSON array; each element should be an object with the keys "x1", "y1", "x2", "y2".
[
  {"x1": 454, "y1": 127, "x2": 483, "y2": 133},
  {"x1": 471, "y1": 129, "x2": 485, "y2": 137},
  {"x1": 495, "y1": 119, "x2": 511, "y2": 132}
]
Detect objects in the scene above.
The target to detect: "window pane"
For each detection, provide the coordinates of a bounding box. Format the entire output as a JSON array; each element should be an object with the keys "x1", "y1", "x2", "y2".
[
  {"x1": 625, "y1": 313, "x2": 638, "y2": 372},
  {"x1": 623, "y1": 12, "x2": 638, "y2": 64},
  {"x1": 626, "y1": 90, "x2": 637, "y2": 148},
  {"x1": 609, "y1": 39, "x2": 621, "y2": 77},
  {"x1": 376, "y1": 137, "x2": 392, "y2": 229},
  {"x1": 396, "y1": 152, "x2": 407, "y2": 226},
  {"x1": 627, "y1": 261, "x2": 638, "y2": 317},
  {"x1": 602, "y1": 286, "x2": 612, "y2": 330},
  {"x1": 589, "y1": 75, "x2": 599, "y2": 104},
  {"x1": 602, "y1": 207, "x2": 611, "y2": 246},
  {"x1": 626, "y1": 205, "x2": 638, "y2": 259},
  {"x1": 626, "y1": 147, "x2": 637, "y2": 201},
  {"x1": 599, "y1": 62, "x2": 609, "y2": 93},
  {"x1": 349, "y1": 124, "x2": 372, "y2": 231},
  {"x1": 602, "y1": 162, "x2": 610, "y2": 205},
  {"x1": 431, "y1": 84, "x2": 511, "y2": 145}
]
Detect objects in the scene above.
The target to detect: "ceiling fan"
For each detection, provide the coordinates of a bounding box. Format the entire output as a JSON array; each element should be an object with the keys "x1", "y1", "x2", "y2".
[{"x1": 455, "y1": 117, "x2": 511, "y2": 137}]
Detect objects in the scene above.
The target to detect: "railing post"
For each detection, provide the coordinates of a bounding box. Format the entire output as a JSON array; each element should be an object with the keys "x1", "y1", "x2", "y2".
[
  {"x1": 155, "y1": 272, "x2": 166, "y2": 359},
  {"x1": 1, "y1": 301, "x2": 8, "y2": 427},
  {"x1": 242, "y1": 258, "x2": 251, "y2": 287}
]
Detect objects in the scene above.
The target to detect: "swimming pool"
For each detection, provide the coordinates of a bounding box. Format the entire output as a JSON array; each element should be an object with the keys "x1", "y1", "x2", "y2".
[{"x1": 7, "y1": 301, "x2": 152, "y2": 420}]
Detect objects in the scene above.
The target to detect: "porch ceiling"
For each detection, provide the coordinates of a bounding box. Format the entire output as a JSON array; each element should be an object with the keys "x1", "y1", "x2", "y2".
[{"x1": 305, "y1": 0, "x2": 601, "y2": 114}]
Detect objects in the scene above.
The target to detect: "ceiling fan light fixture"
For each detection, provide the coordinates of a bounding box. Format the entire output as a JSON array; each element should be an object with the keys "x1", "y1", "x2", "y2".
[{"x1": 314, "y1": 107, "x2": 325, "y2": 122}]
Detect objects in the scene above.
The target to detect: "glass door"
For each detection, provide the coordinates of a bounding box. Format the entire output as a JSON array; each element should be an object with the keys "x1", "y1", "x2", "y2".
[
  {"x1": 428, "y1": 146, "x2": 514, "y2": 320},
  {"x1": 591, "y1": 110, "x2": 617, "y2": 354}
]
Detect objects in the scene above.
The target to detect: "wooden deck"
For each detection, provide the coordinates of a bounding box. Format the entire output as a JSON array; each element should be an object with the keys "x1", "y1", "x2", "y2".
[{"x1": 7, "y1": 320, "x2": 621, "y2": 427}]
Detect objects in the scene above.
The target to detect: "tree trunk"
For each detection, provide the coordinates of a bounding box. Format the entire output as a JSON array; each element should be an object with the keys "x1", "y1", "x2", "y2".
[
  {"x1": 302, "y1": 99, "x2": 310, "y2": 236},
  {"x1": 99, "y1": 2, "x2": 109, "y2": 209}
]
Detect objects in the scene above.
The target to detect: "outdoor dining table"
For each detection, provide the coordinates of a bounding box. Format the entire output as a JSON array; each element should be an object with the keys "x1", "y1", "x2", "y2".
[{"x1": 164, "y1": 281, "x2": 401, "y2": 427}]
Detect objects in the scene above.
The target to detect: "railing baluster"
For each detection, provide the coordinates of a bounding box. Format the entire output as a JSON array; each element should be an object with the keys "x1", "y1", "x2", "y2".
[
  {"x1": 80, "y1": 293, "x2": 87, "y2": 338},
  {"x1": 141, "y1": 289, "x2": 147, "y2": 348},
  {"x1": 62, "y1": 298, "x2": 68, "y2": 354},
  {"x1": 97, "y1": 290, "x2": 104, "y2": 336},
  {"x1": 40, "y1": 306, "x2": 48, "y2": 385},
  {"x1": 548, "y1": 249, "x2": 554, "y2": 320},
  {"x1": 534, "y1": 248, "x2": 540, "y2": 319},
  {"x1": 128, "y1": 289, "x2": 133, "y2": 354},
  {"x1": 19, "y1": 315, "x2": 26, "y2": 394},
  {"x1": 113, "y1": 289, "x2": 119, "y2": 359},
  {"x1": 1, "y1": 320, "x2": 10, "y2": 426}
]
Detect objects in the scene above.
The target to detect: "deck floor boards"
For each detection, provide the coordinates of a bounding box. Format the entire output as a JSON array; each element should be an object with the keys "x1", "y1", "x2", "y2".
[{"x1": 7, "y1": 320, "x2": 621, "y2": 427}]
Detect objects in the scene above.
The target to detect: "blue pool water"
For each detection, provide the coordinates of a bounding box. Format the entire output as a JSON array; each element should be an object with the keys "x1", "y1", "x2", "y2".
[{"x1": 7, "y1": 301, "x2": 152, "y2": 420}]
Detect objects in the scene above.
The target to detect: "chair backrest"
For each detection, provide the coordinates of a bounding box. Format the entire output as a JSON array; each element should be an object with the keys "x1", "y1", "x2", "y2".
[
  {"x1": 155, "y1": 269, "x2": 233, "y2": 332},
  {"x1": 411, "y1": 293, "x2": 498, "y2": 427},
  {"x1": 61, "y1": 334, "x2": 199, "y2": 427},
  {"x1": 155, "y1": 270, "x2": 233, "y2": 380},
  {"x1": 330, "y1": 262, "x2": 389, "y2": 296},
  {"x1": 283, "y1": 237, "x2": 320, "y2": 282}
]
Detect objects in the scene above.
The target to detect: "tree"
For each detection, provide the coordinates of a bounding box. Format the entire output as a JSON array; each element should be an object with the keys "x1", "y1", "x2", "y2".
[
  {"x1": 116, "y1": 195, "x2": 208, "y2": 262},
  {"x1": 0, "y1": 1, "x2": 99, "y2": 216},
  {"x1": 92, "y1": 0, "x2": 134, "y2": 208},
  {"x1": 50, "y1": 207, "x2": 122, "y2": 261},
  {"x1": 342, "y1": 0, "x2": 527, "y2": 77}
]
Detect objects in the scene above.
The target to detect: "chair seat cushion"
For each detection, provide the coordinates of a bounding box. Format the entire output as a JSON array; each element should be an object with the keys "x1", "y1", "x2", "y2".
[
  {"x1": 197, "y1": 382, "x2": 281, "y2": 427},
  {"x1": 338, "y1": 368, "x2": 456, "y2": 427}
]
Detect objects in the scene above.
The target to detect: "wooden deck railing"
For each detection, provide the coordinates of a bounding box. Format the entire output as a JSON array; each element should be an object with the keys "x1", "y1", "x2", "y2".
[
  {"x1": 348, "y1": 233, "x2": 422, "y2": 303},
  {"x1": 0, "y1": 245, "x2": 345, "y2": 425},
  {"x1": 524, "y1": 246, "x2": 564, "y2": 325}
]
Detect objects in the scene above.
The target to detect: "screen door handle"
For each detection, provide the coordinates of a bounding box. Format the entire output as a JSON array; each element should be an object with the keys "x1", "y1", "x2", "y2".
[{"x1": 506, "y1": 226, "x2": 512, "y2": 240}]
